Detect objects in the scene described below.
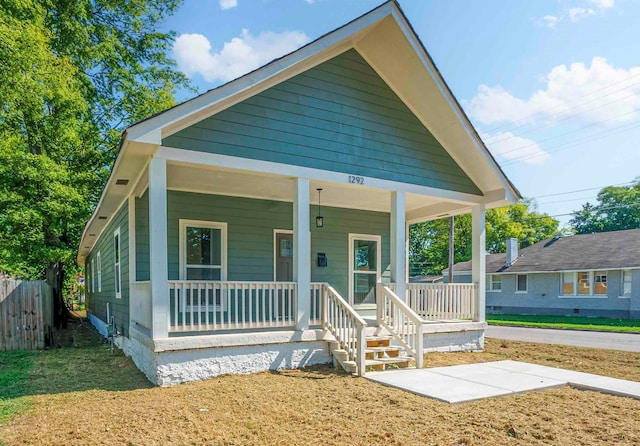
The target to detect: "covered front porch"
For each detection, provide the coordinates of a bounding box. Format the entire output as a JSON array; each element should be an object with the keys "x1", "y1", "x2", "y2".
[{"x1": 125, "y1": 152, "x2": 489, "y2": 376}]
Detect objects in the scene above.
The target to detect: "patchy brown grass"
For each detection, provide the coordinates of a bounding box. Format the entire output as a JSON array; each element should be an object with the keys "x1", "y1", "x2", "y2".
[{"x1": 1, "y1": 321, "x2": 640, "y2": 446}]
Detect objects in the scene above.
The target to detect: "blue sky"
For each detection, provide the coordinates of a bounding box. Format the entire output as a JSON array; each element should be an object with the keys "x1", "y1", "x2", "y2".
[{"x1": 161, "y1": 0, "x2": 640, "y2": 227}]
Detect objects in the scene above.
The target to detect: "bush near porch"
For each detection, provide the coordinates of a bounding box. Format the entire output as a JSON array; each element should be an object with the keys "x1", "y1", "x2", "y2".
[{"x1": 1, "y1": 317, "x2": 639, "y2": 445}]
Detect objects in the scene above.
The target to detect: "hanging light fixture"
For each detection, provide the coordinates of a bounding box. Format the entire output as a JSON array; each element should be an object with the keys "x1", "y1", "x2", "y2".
[{"x1": 316, "y1": 188, "x2": 324, "y2": 228}]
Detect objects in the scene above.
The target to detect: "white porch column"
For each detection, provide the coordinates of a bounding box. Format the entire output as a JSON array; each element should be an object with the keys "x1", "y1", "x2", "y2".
[
  {"x1": 294, "y1": 177, "x2": 311, "y2": 330},
  {"x1": 472, "y1": 204, "x2": 486, "y2": 322},
  {"x1": 390, "y1": 191, "x2": 407, "y2": 300},
  {"x1": 149, "y1": 157, "x2": 169, "y2": 339}
]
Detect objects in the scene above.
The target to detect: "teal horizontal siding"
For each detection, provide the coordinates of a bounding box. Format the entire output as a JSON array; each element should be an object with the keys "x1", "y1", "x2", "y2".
[
  {"x1": 163, "y1": 49, "x2": 481, "y2": 195},
  {"x1": 86, "y1": 200, "x2": 130, "y2": 336}
]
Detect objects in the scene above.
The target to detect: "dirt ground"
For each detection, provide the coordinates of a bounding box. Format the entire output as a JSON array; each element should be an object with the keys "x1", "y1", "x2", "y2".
[{"x1": 1, "y1": 319, "x2": 640, "y2": 446}]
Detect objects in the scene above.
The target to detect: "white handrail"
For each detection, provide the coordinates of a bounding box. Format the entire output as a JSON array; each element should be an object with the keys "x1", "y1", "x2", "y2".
[
  {"x1": 168, "y1": 281, "x2": 296, "y2": 332},
  {"x1": 322, "y1": 284, "x2": 368, "y2": 376},
  {"x1": 407, "y1": 283, "x2": 478, "y2": 321},
  {"x1": 376, "y1": 283, "x2": 424, "y2": 368},
  {"x1": 310, "y1": 282, "x2": 324, "y2": 326}
]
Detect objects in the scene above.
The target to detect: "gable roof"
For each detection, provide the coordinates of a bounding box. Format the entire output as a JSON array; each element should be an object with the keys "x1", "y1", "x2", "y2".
[
  {"x1": 450, "y1": 229, "x2": 640, "y2": 274},
  {"x1": 77, "y1": 0, "x2": 521, "y2": 265}
]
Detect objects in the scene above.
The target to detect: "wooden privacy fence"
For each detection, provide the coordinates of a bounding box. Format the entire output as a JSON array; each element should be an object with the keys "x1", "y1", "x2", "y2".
[{"x1": 0, "y1": 280, "x2": 53, "y2": 350}]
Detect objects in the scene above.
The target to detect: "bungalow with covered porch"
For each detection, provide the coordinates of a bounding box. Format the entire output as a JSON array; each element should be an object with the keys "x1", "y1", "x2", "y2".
[{"x1": 77, "y1": 1, "x2": 520, "y2": 385}]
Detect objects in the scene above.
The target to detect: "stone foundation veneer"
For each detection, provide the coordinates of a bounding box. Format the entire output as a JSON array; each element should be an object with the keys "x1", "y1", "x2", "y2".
[{"x1": 88, "y1": 313, "x2": 485, "y2": 385}]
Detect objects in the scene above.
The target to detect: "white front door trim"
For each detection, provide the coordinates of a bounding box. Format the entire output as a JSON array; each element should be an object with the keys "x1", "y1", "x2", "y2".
[{"x1": 348, "y1": 233, "x2": 382, "y2": 309}]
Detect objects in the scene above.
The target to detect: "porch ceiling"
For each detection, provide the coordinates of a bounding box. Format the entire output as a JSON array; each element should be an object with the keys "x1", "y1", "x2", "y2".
[{"x1": 166, "y1": 163, "x2": 452, "y2": 215}]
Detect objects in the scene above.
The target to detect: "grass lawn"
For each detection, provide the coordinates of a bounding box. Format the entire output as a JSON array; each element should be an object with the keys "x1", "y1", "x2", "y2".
[
  {"x1": 487, "y1": 314, "x2": 640, "y2": 333},
  {"x1": 1, "y1": 318, "x2": 640, "y2": 445}
]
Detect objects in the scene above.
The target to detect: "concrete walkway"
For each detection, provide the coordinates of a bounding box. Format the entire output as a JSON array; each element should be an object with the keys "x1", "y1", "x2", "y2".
[
  {"x1": 366, "y1": 360, "x2": 640, "y2": 404},
  {"x1": 486, "y1": 325, "x2": 640, "y2": 352}
]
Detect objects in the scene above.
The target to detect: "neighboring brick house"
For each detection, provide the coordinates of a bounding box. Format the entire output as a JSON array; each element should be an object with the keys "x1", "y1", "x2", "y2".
[{"x1": 445, "y1": 229, "x2": 640, "y2": 319}]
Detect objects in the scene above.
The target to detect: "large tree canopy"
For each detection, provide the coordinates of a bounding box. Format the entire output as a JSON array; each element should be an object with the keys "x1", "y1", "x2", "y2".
[
  {"x1": 0, "y1": 0, "x2": 190, "y2": 280},
  {"x1": 570, "y1": 178, "x2": 640, "y2": 234},
  {"x1": 409, "y1": 201, "x2": 559, "y2": 276}
]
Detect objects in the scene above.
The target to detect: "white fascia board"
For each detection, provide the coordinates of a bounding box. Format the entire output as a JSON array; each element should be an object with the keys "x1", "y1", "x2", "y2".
[
  {"x1": 156, "y1": 146, "x2": 485, "y2": 205},
  {"x1": 125, "y1": 3, "x2": 395, "y2": 144},
  {"x1": 387, "y1": 7, "x2": 520, "y2": 203}
]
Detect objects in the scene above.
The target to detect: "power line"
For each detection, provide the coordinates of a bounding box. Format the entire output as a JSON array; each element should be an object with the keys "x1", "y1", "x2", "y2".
[
  {"x1": 480, "y1": 71, "x2": 640, "y2": 135},
  {"x1": 501, "y1": 119, "x2": 640, "y2": 166},
  {"x1": 529, "y1": 181, "x2": 636, "y2": 199}
]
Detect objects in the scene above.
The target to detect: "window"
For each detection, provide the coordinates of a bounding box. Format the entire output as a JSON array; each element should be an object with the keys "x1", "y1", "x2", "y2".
[
  {"x1": 622, "y1": 270, "x2": 632, "y2": 296},
  {"x1": 90, "y1": 259, "x2": 95, "y2": 293},
  {"x1": 97, "y1": 252, "x2": 102, "y2": 292},
  {"x1": 486, "y1": 275, "x2": 502, "y2": 291},
  {"x1": 516, "y1": 274, "x2": 528, "y2": 293},
  {"x1": 562, "y1": 272, "x2": 575, "y2": 295},
  {"x1": 114, "y1": 228, "x2": 121, "y2": 299},
  {"x1": 562, "y1": 271, "x2": 609, "y2": 296},
  {"x1": 594, "y1": 271, "x2": 607, "y2": 295},
  {"x1": 180, "y1": 220, "x2": 227, "y2": 280},
  {"x1": 350, "y1": 235, "x2": 381, "y2": 306}
]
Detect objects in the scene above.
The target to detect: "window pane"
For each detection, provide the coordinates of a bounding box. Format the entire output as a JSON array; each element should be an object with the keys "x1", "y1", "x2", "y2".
[
  {"x1": 577, "y1": 272, "x2": 590, "y2": 295},
  {"x1": 491, "y1": 276, "x2": 502, "y2": 291},
  {"x1": 186, "y1": 227, "x2": 221, "y2": 266},
  {"x1": 517, "y1": 274, "x2": 527, "y2": 292},
  {"x1": 115, "y1": 264, "x2": 121, "y2": 293},
  {"x1": 594, "y1": 271, "x2": 607, "y2": 295},
  {"x1": 623, "y1": 270, "x2": 632, "y2": 296},
  {"x1": 562, "y1": 273, "x2": 574, "y2": 295},
  {"x1": 186, "y1": 268, "x2": 221, "y2": 280},
  {"x1": 354, "y1": 240, "x2": 377, "y2": 271},
  {"x1": 114, "y1": 234, "x2": 120, "y2": 262},
  {"x1": 353, "y1": 273, "x2": 377, "y2": 305}
]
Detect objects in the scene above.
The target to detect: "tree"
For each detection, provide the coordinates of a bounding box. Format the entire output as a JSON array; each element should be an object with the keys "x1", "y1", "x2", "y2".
[
  {"x1": 409, "y1": 201, "x2": 559, "y2": 276},
  {"x1": 0, "y1": 1, "x2": 190, "y2": 316},
  {"x1": 570, "y1": 179, "x2": 640, "y2": 234}
]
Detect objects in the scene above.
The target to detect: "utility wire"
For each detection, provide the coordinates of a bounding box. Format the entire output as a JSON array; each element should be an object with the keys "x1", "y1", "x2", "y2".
[
  {"x1": 530, "y1": 181, "x2": 636, "y2": 199},
  {"x1": 480, "y1": 71, "x2": 640, "y2": 135}
]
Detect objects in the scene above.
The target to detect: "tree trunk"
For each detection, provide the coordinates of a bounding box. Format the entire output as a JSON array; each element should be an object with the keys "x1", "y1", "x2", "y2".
[{"x1": 47, "y1": 261, "x2": 69, "y2": 330}]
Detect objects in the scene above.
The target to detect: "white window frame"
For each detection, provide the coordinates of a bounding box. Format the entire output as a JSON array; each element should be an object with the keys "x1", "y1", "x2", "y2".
[
  {"x1": 114, "y1": 228, "x2": 122, "y2": 299},
  {"x1": 486, "y1": 274, "x2": 502, "y2": 292},
  {"x1": 348, "y1": 233, "x2": 382, "y2": 308},
  {"x1": 559, "y1": 271, "x2": 608, "y2": 298},
  {"x1": 515, "y1": 274, "x2": 528, "y2": 293},
  {"x1": 273, "y1": 229, "x2": 294, "y2": 281},
  {"x1": 179, "y1": 219, "x2": 228, "y2": 281},
  {"x1": 97, "y1": 251, "x2": 102, "y2": 293},
  {"x1": 621, "y1": 270, "x2": 632, "y2": 298},
  {"x1": 90, "y1": 259, "x2": 95, "y2": 294},
  {"x1": 593, "y1": 270, "x2": 607, "y2": 295}
]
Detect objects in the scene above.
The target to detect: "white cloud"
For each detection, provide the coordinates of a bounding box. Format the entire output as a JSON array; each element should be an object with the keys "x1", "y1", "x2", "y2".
[
  {"x1": 219, "y1": 0, "x2": 237, "y2": 10},
  {"x1": 590, "y1": 0, "x2": 615, "y2": 9},
  {"x1": 482, "y1": 132, "x2": 550, "y2": 164},
  {"x1": 467, "y1": 57, "x2": 640, "y2": 126},
  {"x1": 569, "y1": 7, "x2": 596, "y2": 22},
  {"x1": 172, "y1": 29, "x2": 310, "y2": 83},
  {"x1": 540, "y1": 15, "x2": 559, "y2": 28}
]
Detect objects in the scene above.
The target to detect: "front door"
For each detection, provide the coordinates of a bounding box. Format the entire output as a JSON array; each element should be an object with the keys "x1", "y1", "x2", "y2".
[
  {"x1": 275, "y1": 232, "x2": 294, "y2": 281},
  {"x1": 349, "y1": 234, "x2": 381, "y2": 307}
]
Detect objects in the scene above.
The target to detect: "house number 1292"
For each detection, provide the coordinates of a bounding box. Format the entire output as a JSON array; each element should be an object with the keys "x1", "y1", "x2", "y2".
[{"x1": 348, "y1": 175, "x2": 365, "y2": 185}]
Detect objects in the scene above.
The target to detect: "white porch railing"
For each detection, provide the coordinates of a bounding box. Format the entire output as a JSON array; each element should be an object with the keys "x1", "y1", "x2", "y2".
[
  {"x1": 376, "y1": 283, "x2": 423, "y2": 368},
  {"x1": 130, "y1": 281, "x2": 152, "y2": 329},
  {"x1": 168, "y1": 281, "x2": 296, "y2": 332},
  {"x1": 322, "y1": 284, "x2": 368, "y2": 376},
  {"x1": 406, "y1": 283, "x2": 478, "y2": 321},
  {"x1": 310, "y1": 282, "x2": 324, "y2": 326}
]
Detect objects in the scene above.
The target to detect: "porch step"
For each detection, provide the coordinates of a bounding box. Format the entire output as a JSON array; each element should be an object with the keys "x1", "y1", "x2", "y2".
[{"x1": 329, "y1": 334, "x2": 414, "y2": 375}]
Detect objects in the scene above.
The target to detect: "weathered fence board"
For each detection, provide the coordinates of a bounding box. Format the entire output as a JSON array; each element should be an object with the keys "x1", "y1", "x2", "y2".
[{"x1": 0, "y1": 280, "x2": 53, "y2": 350}]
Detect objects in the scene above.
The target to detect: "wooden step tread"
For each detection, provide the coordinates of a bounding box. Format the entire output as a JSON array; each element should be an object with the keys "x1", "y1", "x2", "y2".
[
  {"x1": 365, "y1": 357, "x2": 412, "y2": 366},
  {"x1": 366, "y1": 346, "x2": 403, "y2": 353}
]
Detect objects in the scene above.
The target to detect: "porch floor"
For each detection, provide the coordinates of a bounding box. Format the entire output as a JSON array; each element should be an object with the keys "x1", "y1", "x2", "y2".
[{"x1": 366, "y1": 360, "x2": 640, "y2": 404}]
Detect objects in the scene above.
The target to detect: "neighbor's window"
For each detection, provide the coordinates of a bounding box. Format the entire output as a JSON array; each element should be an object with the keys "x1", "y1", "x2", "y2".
[
  {"x1": 562, "y1": 272, "x2": 575, "y2": 295},
  {"x1": 577, "y1": 271, "x2": 591, "y2": 295},
  {"x1": 97, "y1": 251, "x2": 102, "y2": 293},
  {"x1": 486, "y1": 275, "x2": 502, "y2": 291},
  {"x1": 622, "y1": 270, "x2": 632, "y2": 296},
  {"x1": 114, "y1": 228, "x2": 121, "y2": 299},
  {"x1": 594, "y1": 271, "x2": 607, "y2": 295},
  {"x1": 181, "y1": 220, "x2": 226, "y2": 280},
  {"x1": 516, "y1": 274, "x2": 528, "y2": 293}
]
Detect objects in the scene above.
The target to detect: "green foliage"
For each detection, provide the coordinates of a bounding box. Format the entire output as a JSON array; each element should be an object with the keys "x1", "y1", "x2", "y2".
[
  {"x1": 409, "y1": 202, "x2": 559, "y2": 276},
  {"x1": 0, "y1": 0, "x2": 191, "y2": 282},
  {"x1": 487, "y1": 314, "x2": 640, "y2": 333},
  {"x1": 570, "y1": 178, "x2": 640, "y2": 234}
]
